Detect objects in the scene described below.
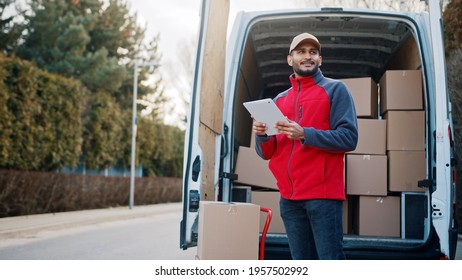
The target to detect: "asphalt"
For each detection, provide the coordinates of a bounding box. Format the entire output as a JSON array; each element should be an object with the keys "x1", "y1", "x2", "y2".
[{"x1": 0, "y1": 203, "x2": 183, "y2": 249}]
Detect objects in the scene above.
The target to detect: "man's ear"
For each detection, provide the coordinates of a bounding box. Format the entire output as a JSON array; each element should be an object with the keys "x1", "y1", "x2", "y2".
[{"x1": 287, "y1": 54, "x2": 293, "y2": 67}]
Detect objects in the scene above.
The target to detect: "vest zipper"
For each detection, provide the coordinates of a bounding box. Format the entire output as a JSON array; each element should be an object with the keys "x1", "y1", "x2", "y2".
[{"x1": 288, "y1": 80, "x2": 301, "y2": 199}]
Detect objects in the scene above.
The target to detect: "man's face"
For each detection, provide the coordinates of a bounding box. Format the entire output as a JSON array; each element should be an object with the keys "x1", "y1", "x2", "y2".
[{"x1": 287, "y1": 41, "x2": 322, "y2": 77}]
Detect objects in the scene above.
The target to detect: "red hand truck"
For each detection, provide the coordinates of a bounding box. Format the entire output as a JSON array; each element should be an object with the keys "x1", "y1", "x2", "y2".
[{"x1": 259, "y1": 207, "x2": 273, "y2": 260}]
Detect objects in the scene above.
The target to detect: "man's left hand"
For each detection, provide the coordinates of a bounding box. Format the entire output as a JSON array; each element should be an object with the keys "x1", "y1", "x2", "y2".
[{"x1": 275, "y1": 119, "x2": 305, "y2": 140}]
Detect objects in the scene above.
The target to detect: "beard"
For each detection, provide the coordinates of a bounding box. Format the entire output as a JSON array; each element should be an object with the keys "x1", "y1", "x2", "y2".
[{"x1": 293, "y1": 64, "x2": 319, "y2": 77}]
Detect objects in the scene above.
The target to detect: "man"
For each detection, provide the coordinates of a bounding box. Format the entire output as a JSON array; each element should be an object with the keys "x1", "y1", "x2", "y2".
[{"x1": 253, "y1": 33, "x2": 358, "y2": 260}]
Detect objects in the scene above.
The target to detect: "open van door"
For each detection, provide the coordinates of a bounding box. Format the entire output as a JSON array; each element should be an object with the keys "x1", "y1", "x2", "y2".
[
  {"x1": 180, "y1": 0, "x2": 229, "y2": 250},
  {"x1": 428, "y1": 0, "x2": 457, "y2": 259}
]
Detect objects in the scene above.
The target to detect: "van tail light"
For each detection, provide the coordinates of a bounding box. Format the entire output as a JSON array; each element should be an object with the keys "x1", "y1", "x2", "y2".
[{"x1": 448, "y1": 126, "x2": 454, "y2": 147}]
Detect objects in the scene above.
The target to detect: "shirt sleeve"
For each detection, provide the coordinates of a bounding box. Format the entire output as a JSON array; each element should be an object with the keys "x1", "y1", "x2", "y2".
[
  {"x1": 301, "y1": 81, "x2": 358, "y2": 151},
  {"x1": 255, "y1": 134, "x2": 276, "y2": 159}
]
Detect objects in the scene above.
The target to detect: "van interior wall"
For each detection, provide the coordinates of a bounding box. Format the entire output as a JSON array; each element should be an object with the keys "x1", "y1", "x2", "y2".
[
  {"x1": 386, "y1": 33, "x2": 421, "y2": 71},
  {"x1": 234, "y1": 38, "x2": 263, "y2": 150}
]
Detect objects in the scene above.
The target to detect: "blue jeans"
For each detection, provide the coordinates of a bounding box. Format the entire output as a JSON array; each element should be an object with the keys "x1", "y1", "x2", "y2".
[{"x1": 280, "y1": 197, "x2": 345, "y2": 260}]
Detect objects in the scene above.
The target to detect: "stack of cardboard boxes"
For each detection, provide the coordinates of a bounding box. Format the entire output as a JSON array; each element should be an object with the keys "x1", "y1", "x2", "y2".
[
  {"x1": 344, "y1": 70, "x2": 426, "y2": 238},
  {"x1": 233, "y1": 136, "x2": 286, "y2": 234}
]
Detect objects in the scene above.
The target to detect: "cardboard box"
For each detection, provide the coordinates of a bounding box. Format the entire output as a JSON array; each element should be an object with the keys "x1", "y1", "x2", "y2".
[
  {"x1": 343, "y1": 197, "x2": 352, "y2": 234},
  {"x1": 380, "y1": 70, "x2": 423, "y2": 113},
  {"x1": 346, "y1": 155, "x2": 387, "y2": 196},
  {"x1": 388, "y1": 151, "x2": 426, "y2": 192},
  {"x1": 197, "y1": 201, "x2": 260, "y2": 260},
  {"x1": 342, "y1": 77, "x2": 378, "y2": 118},
  {"x1": 349, "y1": 119, "x2": 386, "y2": 155},
  {"x1": 357, "y1": 196, "x2": 401, "y2": 237},
  {"x1": 251, "y1": 191, "x2": 351, "y2": 234},
  {"x1": 235, "y1": 146, "x2": 278, "y2": 190},
  {"x1": 383, "y1": 111, "x2": 425, "y2": 151},
  {"x1": 251, "y1": 191, "x2": 285, "y2": 234},
  {"x1": 250, "y1": 132, "x2": 256, "y2": 148}
]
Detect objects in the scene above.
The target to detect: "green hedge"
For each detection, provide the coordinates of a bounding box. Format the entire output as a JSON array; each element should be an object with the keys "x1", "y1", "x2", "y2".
[
  {"x1": 0, "y1": 53, "x2": 184, "y2": 177},
  {"x1": 0, "y1": 54, "x2": 83, "y2": 170}
]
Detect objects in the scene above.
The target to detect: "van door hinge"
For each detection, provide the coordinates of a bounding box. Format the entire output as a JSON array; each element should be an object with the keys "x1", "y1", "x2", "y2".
[
  {"x1": 418, "y1": 179, "x2": 433, "y2": 189},
  {"x1": 432, "y1": 200, "x2": 445, "y2": 219},
  {"x1": 221, "y1": 172, "x2": 238, "y2": 181}
]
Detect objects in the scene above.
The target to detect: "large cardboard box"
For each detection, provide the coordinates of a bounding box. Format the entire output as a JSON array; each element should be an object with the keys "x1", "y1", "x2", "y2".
[
  {"x1": 380, "y1": 70, "x2": 423, "y2": 113},
  {"x1": 388, "y1": 151, "x2": 426, "y2": 192},
  {"x1": 346, "y1": 155, "x2": 387, "y2": 196},
  {"x1": 349, "y1": 119, "x2": 386, "y2": 155},
  {"x1": 342, "y1": 77, "x2": 378, "y2": 118},
  {"x1": 235, "y1": 146, "x2": 278, "y2": 190},
  {"x1": 197, "y1": 201, "x2": 260, "y2": 260},
  {"x1": 357, "y1": 196, "x2": 401, "y2": 237},
  {"x1": 383, "y1": 111, "x2": 425, "y2": 151},
  {"x1": 251, "y1": 191, "x2": 351, "y2": 234},
  {"x1": 251, "y1": 191, "x2": 285, "y2": 234}
]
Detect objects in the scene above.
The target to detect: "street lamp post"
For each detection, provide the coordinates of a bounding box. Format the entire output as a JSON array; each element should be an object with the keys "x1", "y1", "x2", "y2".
[{"x1": 130, "y1": 61, "x2": 158, "y2": 209}]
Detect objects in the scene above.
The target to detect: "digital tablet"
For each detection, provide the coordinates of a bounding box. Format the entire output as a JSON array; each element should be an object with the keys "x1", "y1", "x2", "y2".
[{"x1": 243, "y1": 98, "x2": 287, "y2": 136}]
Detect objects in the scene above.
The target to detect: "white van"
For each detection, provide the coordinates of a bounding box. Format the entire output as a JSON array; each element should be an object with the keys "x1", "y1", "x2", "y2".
[{"x1": 180, "y1": 0, "x2": 458, "y2": 259}]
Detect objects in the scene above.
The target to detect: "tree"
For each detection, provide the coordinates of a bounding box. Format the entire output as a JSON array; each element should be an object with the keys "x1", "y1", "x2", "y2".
[
  {"x1": 443, "y1": 0, "x2": 462, "y2": 234},
  {"x1": 0, "y1": 0, "x2": 25, "y2": 54},
  {"x1": 17, "y1": 0, "x2": 162, "y2": 111},
  {"x1": 17, "y1": 0, "x2": 127, "y2": 95},
  {"x1": 443, "y1": 0, "x2": 462, "y2": 54},
  {"x1": 15, "y1": 0, "x2": 171, "y2": 172}
]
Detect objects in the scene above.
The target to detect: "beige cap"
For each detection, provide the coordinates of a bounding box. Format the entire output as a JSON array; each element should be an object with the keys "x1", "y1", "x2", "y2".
[{"x1": 289, "y1": 33, "x2": 321, "y2": 54}]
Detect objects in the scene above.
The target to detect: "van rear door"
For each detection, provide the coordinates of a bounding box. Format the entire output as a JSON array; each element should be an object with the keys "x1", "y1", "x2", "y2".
[
  {"x1": 180, "y1": 0, "x2": 229, "y2": 250},
  {"x1": 428, "y1": 0, "x2": 456, "y2": 259}
]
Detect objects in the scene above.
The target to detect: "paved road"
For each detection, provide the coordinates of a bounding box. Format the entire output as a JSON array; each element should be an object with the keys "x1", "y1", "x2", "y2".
[
  {"x1": 0, "y1": 203, "x2": 196, "y2": 260},
  {"x1": 0, "y1": 203, "x2": 460, "y2": 260}
]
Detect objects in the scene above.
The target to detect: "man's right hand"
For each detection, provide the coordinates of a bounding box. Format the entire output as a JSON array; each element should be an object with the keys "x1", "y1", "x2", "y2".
[{"x1": 252, "y1": 119, "x2": 268, "y2": 136}]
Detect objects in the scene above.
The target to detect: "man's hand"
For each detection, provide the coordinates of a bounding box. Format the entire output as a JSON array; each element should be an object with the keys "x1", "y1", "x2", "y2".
[
  {"x1": 275, "y1": 119, "x2": 305, "y2": 140},
  {"x1": 252, "y1": 119, "x2": 268, "y2": 136}
]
